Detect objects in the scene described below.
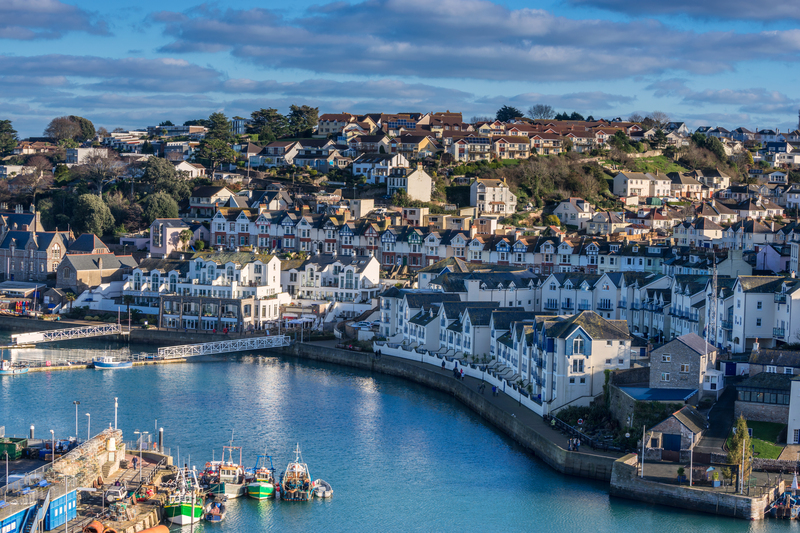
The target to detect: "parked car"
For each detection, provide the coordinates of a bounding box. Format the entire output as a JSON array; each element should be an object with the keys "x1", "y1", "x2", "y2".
[{"x1": 105, "y1": 482, "x2": 128, "y2": 503}]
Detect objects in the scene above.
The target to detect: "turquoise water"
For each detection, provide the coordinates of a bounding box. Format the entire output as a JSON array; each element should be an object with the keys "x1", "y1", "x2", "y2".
[{"x1": 0, "y1": 335, "x2": 795, "y2": 532}]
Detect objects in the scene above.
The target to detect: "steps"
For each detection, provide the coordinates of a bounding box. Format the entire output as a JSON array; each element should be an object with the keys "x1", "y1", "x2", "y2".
[{"x1": 102, "y1": 460, "x2": 118, "y2": 478}]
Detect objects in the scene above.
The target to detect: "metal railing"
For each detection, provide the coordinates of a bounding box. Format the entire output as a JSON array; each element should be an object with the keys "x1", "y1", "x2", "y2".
[
  {"x1": 596, "y1": 302, "x2": 613, "y2": 310},
  {"x1": 157, "y1": 335, "x2": 292, "y2": 359},
  {"x1": 774, "y1": 328, "x2": 786, "y2": 338},
  {"x1": 561, "y1": 302, "x2": 573, "y2": 310},
  {"x1": 543, "y1": 302, "x2": 558, "y2": 310},
  {"x1": 721, "y1": 320, "x2": 733, "y2": 330},
  {"x1": 775, "y1": 294, "x2": 787, "y2": 303},
  {"x1": 12, "y1": 323, "x2": 124, "y2": 345},
  {"x1": 577, "y1": 303, "x2": 591, "y2": 310}
]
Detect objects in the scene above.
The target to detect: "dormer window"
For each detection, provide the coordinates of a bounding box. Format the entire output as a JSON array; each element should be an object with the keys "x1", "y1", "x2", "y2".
[{"x1": 573, "y1": 338, "x2": 585, "y2": 355}]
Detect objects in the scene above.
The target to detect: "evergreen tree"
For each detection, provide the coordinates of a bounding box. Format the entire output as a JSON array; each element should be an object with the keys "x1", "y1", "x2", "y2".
[
  {"x1": 206, "y1": 112, "x2": 232, "y2": 142},
  {"x1": 0, "y1": 119, "x2": 17, "y2": 155},
  {"x1": 727, "y1": 416, "x2": 752, "y2": 491}
]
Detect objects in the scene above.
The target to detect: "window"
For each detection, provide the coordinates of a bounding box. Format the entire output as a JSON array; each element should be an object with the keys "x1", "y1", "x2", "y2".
[
  {"x1": 767, "y1": 365, "x2": 777, "y2": 373},
  {"x1": 785, "y1": 368, "x2": 794, "y2": 375},
  {"x1": 757, "y1": 301, "x2": 763, "y2": 310},
  {"x1": 661, "y1": 372, "x2": 670, "y2": 382},
  {"x1": 756, "y1": 318, "x2": 762, "y2": 327},
  {"x1": 579, "y1": 377, "x2": 586, "y2": 384},
  {"x1": 680, "y1": 363, "x2": 690, "y2": 373},
  {"x1": 569, "y1": 377, "x2": 575, "y2": 384},
  {"x1": 661, "y1": 354, "x2": 671, "y2": 362},
  {"x1": 573, "y1": 338, "x2": 585, "y2": 355},
  {"x1": 572, "y1": 359, "x2": 584, "y2": 373},
  {"x1": 606, "y1": 341, "x2": 613, "y2": 346},
  {"x1": 605, "y1": 359, "x2": 612, "y2": 365}
]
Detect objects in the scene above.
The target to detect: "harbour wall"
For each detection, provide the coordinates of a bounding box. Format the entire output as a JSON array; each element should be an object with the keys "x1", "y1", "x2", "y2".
[
  {"x1": 278, "y1": 342, "x2": 616, "y2": 482},
  {"x1": 610, "y1": 454, "x2": 781, "y2": 520}
]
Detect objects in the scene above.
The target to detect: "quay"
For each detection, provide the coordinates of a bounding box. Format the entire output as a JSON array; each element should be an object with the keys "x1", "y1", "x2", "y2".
[{"x1": 0, "y1": 429, "x2": 176, "y2": 533}]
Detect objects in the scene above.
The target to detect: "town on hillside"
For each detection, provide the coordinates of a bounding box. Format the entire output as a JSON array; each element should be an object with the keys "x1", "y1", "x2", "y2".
[{"x1": 3, "y1": 108, "x2": 800, "y2": 506}]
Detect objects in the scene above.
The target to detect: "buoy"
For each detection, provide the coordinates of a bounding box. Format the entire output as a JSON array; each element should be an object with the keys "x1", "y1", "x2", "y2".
[
  {"x1": 577, "y1": 418, "x2": 584, "y2": 425},
  {"x1": 138, "y1": 527, "x2": 169, "y2": 533},
  {"x1": 82, "y1": 521, "x2": 104, "y2": 533}
]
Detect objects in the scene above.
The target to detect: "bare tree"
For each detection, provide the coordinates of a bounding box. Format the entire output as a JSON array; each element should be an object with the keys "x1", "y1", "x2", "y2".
[
  {"x1": 647, "y1": 111, "x2": 671, "y2": 129},
  {"x1": 527, "y1": 104, "x2": 555, "y2": 120},
  {"x1": 74, "y1": 150, "x2": 126, "y2": 195},
  {"x1": 12, "y1": 171, "x2": 53, "y2": 204},
  {"x1": 628, "y1": 113, "x2": 644, "y2": 123},
  {"x1": 97, "y1": 127, "x2": 109, "y2": 138},
  {"x1": 469, "y1": 116, "x2": 493, "y2": 123},
  {"x1": 26, "y1": 155, "x2": 52, "y2": 176},
  {"x1": 43, "y1": 116, "x2": 81, "y2": 142}
]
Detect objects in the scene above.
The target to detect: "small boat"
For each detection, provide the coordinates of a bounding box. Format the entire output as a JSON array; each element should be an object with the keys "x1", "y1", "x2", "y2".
[
  {"x1": 93, "y1": 356, "x2": 132, "y2": 369},
  {"x1": 0, "y1": 360, "x2": 29, "y2": 375},
  {"x1": 312, "y1": 479, "x2": 333, "y2": 499},
  {"x1": 281, "y1": 444, "x2": 313, "y2": 501},
  {"x1": 201, "y1": 446, "x2": 247, "y2": 499},
  {"x1": 203, "y1": 494, "x2": 227, "y2": 522},
  {"x1": 164, "y1": 467, "x2": 203, "y2": 526},
  {"x1": 247, "y1": 453, "x2": 277, "y2": 500}
]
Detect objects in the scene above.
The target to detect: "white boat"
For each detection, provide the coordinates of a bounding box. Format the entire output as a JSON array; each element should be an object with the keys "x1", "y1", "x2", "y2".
[
  {"x1": 93, "y1": 356, "x2": 132, "y2": 369},
  {"x1": 201, "y1": 445, "x2": 247, "y2": 498},
  {"x1": 312, "y1": 479, "x2": 333, "y2": 498},
  {"x1": 0, "y1": 360, "x2": 29, "y2": 375},
  {"x1": 281, "y1": 444, "x2": 313, "y2": 501}
]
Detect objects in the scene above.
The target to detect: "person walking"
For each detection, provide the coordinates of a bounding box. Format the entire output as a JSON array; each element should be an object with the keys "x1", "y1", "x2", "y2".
[
  {"x1": 460, "y1": 368, "x2": 464, "y2": 381},
  {"x1": 492, "y1": 385, "x2": 497, "y2": 397},
  {"x1": 442, "y1": 360, "x2": 446, "y2": 370}
]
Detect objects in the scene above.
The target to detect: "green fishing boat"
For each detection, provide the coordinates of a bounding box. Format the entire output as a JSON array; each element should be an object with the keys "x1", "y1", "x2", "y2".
[
  {"x1": 164, "y1": 467, "x2": 204, "y2": 526},
  {"x1": 247, "y1": 453, "x2": 276, "y2": 500}
]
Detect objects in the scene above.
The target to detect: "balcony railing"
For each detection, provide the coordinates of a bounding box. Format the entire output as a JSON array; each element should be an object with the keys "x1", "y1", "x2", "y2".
[
  {"x1": 543, "y1": 302, "x2": 558, "y2": 310},
  {"x1": 774, "y1": 328, "x2": 786, "y2": 338},
  {"x1": 775, "y1": 294, "x2": 787, "y2": 303},
  {"x1": 631, "y1": 302, "x2": 641, "y2": 310},
  {"x1": 578, "y1": 303, "x2": 591, "y2": 311},
  {"x1": 618, "y1": 301, "x2": 627, "y2": 309},
  {"x1": 721, "y1": 320, "x2": 733, "y2": 330},
  {"x1": 596, "y1": 302, "x2": 613, "y2": 311},
  {"x1": 561, "y1": 302, "x2": 573, "y2": 310}
]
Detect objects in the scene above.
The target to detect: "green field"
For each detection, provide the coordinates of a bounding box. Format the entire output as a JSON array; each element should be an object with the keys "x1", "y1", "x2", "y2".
[
  {"x1": 726, "y1": 420, "x2": 786, "y2": 460},
  {"x1": 629, "y1": 155, "x2": 688, "y2": 174}
]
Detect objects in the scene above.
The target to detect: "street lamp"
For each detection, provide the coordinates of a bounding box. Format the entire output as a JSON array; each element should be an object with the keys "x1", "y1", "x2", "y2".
[
  {"x1": 49, "y1": 430, "x2": 55, "y2": 468},
  {"x1": 114, "y1": 397, "x2": 118, "y2": 430},
  {"x1": 73, "y1": 401, "x2": 80, "y2": 437},
  {"x1": 4, "y1": 452, "x2": 8, "y2": 498},
  {"x1": 85, "y1": 413, "x2": 91, "y2": 441},
  {"x1": 133, "y1": 431, "x2": 148, "y2": 484}
]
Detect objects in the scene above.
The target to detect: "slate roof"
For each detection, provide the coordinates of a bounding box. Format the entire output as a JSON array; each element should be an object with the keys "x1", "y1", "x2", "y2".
[
  {"x1": 749, "y1": 348, "x2": 800, "y2": 368},
  {"x1": 68, "y1": 234, "x2": 109, "y2": 253},
  {"x1": 675, "y1": 333, "x2": 716, "y2": 355},
  {"x1": 191, "y1": 251, "x2": 275, "y2": 266},
  {"x1": 404, "y1": 292, "x2": 461, "y2": 310},
  {"x1": 64, "y1": 253, "x2": 137, "y2": 271},
  {"x1": 491, "y1": 310, "x2": 536, "y2": 331},
  {"x1": 672, "y1": 405, "x2": 709, "y2": 435},
  {"x1": 544, "y1": 311, "x2": 629, "y2": 340},
  {"x1": 151, "y1": 218, "x2": 187, "y2": 229},
  {"x1": 738, "y1": 276, "x2": 788, "y2": 293},
  {"x1": 738, "y1": 372, "x2": 792, "y2": 391},
  {"x1": 136, "y1": 257, "x2": 191, "y2": 275}
]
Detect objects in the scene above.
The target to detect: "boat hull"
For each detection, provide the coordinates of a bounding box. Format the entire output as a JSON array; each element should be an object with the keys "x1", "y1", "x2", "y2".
[
  {"x1": 247, "y1": 481, "x2": 275, "y2": 499},
  {"x1": 207, "y1": 482, "x2": 246, "y2": 499},
  {"x1": 164, "y1": 502, "x2": 203, "y2": 525},
  {"x1": 0, "y1": 368, "x2": 29, "y2": 375},
  {"x1": 93, "y1": 361, "x2": 132, "y2": 369}
]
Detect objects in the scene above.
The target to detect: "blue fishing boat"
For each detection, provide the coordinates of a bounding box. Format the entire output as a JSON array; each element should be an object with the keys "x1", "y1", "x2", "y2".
[
  {"x1": 93, "y1": 356, "x2": 132, "y2": 369},
  {"x1": 0, "y1": 360, "x2": 29, "y2": 375}
]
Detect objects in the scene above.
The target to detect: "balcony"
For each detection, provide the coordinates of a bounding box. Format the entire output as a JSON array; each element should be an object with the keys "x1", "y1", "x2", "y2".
[
  {"x1": 618, "y1": 301, "x2": 627, "y2": 309},
  {"x1": 631, "y1": 302, "x2": 641, "y2": 310},
  {"x1": 774, "y1": 328, "x2": 786, "y2": 338},
  {"x1": 775, "y1": 294, "x2": 787, "y2": 303},
  {"x1": 561, "y1": 301, "x2": 573, "y2": 310},
  {"x1": 543, "y1": 301, "x2": 558, "y2": 310},
  {"x1": 578, "y1": 303, "x2": 591, "y2": 311},
  {"x1": 596, "y1": 301, "x2": 613, "y2": 311},
  {"x1": 721, "y1": 320, "x2": 733, "y2": 330}
]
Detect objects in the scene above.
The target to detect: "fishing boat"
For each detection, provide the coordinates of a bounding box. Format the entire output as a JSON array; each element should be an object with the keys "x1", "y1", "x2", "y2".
[
  {"x1": 92, "y1": 356, "x2": 132, "y2": 369},
  {"x1": 203, "y1": 494, "x2": 227, "y2": 522},
  {"x1": 201, "y1": 445, "x2": 247, "y2": 498},
  {"x1": 281, "y1": 444, "x2": 313, "y2": 501},
  {"x1": 0, "y1": 360, "x2": 29, "y2": 375},
  {"x1": 164, "y1": 467, "x2": 203, "y2": 526},
  {"x1": 247, "y1": 453, "x2": 277, "y2": 500}
]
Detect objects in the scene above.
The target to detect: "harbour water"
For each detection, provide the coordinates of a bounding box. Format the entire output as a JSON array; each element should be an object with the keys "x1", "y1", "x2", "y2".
[{"x1": 0, "y1": 333, "x2": 793, "y2": 532}]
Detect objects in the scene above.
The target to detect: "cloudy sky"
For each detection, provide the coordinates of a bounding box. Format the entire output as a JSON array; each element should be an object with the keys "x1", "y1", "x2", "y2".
[{"x1": 3, "y1": 0, "x2": 800, "y2": 137}]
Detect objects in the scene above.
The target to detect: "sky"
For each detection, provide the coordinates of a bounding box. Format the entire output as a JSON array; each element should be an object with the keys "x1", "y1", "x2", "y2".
[{"x1": 2, "y1": 0, "x2": 800, "y2": 138}]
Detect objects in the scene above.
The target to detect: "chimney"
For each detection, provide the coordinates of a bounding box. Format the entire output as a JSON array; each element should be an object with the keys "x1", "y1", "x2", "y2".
[
  {"x1": 792, "y1": 270, "x2": 796, "y2": 279},
  {"x1": 29, "y1": 204, "x2": 34, "y2": 213},
  {"x1": 751, "y1": 340, "x2": 760, "y2": 357},
  {"x1": 97, "y1": 257, "x2": 103, "y2": 271}
]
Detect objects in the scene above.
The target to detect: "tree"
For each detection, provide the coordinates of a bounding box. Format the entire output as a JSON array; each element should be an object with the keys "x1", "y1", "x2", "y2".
[
  {"x1": 142, "y1": 191, "x2": 179, "y2": 224},
  {"x1": 179, "y1": 229, "x2": 193, "y2": 251},
  {"x1": 197, "y1": 138, "x2": 237, "y2": 173},
  {"x1": 628, "y1": 113, "x2": 644, "y2": 123},
  {"x1": 206, "y1": 112, "x2": 232, "y2": 142},
  {"x1": 143, "y1": 157, "x2": 177, "y2": 183},
  {"x1": 727, "y1": 416, "x2": 752, "y2": 492},
  {"x1": 248, "y1": 108, "x2": 289, "y2": 141},
  {"x1": 527, "y1": 104, "x2": 555, "y2": 120},
  {"x1": 141, "y1": 158, "x2": 191, "y2": 201},
  {"x1": 569, "y1": 111, "x2": 585, "y2": 121},
  {"x1": 0, "y1": 119, "x2": 18, "y2": 155},
  {"x1": 105, "y1": 190, "x2": 144, "y2": 231},
  {"x1": 705, "y1": 136, "x2": 728, "y2": 161},
  {"x1": 554, "y1": 112, "x2": 569, "y2": 120},
  {"x1": 653, "y1": 130, "x2": 668, "y2": 150},
  {"x1": 496, "y1": 105, "x2": 523, "y2": 122},
  {"x1": 74, "y1": 150, "x2": 125, "y2": 195},
  {"x1": 27, "y1": 155, "x2": 52, "y2": 176},
  {"x1": 184, "y1": 119, "x2": 210, "y2": 127},
  {"x1": 97, "y1": 127, "x2": 109, "y2": 138},
  {"x1": 64, "y1": 292, "x2": 76, "y2": 311},
  {"x1": 288, "y1": 104, "x2": 319, "y2": 137},
  {"x1": 647, "y1": 111, "x2": 670, "y2": 129},
  {"x1": 13, "y1": 171, "x2": 53, "y2": 204},
  {"x1": 44, "y1": 117, "x2": 81, "y2": 142},
  {"x1": 71, "y1": 194, "x2": 114, "y2": 235},
  {"x1": 68, "y1": 116, "x2": 96, "y2": 142},
  {"x1": 159, "y1": 120, "x2": 175, "y2": 127}
]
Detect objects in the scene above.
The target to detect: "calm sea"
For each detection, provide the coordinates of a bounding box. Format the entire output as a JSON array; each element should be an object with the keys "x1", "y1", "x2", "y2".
[{"x1": 0, "y1": 333, "x2": 792, "y2": 532}]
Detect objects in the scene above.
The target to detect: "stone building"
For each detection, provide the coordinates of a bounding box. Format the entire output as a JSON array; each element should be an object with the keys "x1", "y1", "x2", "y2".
[
  {"x1": 56, "y1": 253, "x2": 138, "y2": 292},
  {"x1": 649, "y1": 333, "x2": 723, "y2": 399},
  {"x1": 649, "y1": 405, "x2": 708, "y2": 451},
  {"x1": 0, "y1": 230, "x2": 68, "y2": 282},
  {"x1": 734, "y1": 372, "x2": 791, "y2": 424}
]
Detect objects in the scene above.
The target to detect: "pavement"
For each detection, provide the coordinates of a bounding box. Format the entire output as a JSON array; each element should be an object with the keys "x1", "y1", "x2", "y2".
[
  {"x1": 694, "y1": 386, "x2": 736, "y2": 455},
  {"x1": 642, "y1": 460, "x2": 787, "y2": 497},
  {"x1": 303, "y1": 340, "x2": 622, "y2": 459}
]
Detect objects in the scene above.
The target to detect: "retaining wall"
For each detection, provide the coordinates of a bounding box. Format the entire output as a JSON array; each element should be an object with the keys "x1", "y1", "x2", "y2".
[
  {"x1": 610, "y1": 454, "x2": 780, "y2": 520},
  {"x1": 280, "y1": 342, "x2": 616, "y2": 481}
]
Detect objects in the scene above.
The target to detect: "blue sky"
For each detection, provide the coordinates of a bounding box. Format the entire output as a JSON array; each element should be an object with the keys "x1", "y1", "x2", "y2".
[{"x1": 3, "y1": 0, "x2": 800, "y2": 137}]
